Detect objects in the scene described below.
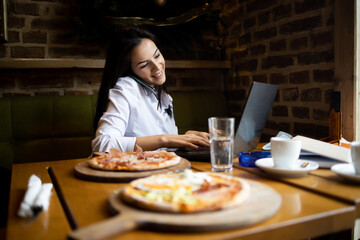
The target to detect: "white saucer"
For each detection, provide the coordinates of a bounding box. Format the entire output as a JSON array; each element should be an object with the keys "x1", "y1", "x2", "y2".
[
  {"x1": 255, "y1": 158, "x2": 319, "y2": 178},
  {"x1": 331, "y1": 164, "x2": 360, "y2": 183}
]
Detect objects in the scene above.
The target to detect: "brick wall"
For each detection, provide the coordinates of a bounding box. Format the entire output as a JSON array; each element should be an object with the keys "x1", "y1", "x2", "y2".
[
  {"x1": 216, "y1": 0, "x2": 334, "y2": 140},
  {"x1": 0, "y1": 0, "x2": 104, "y2": 96},
  {"x1": 0, "y1": 67, "x2": 226, "y2": 97},
  {"x1": 2, "y1": 0, "x2": 104, "y2": 59},
  {"x1": 0, "y1": 68, "x2": 103, "y2": 96}
]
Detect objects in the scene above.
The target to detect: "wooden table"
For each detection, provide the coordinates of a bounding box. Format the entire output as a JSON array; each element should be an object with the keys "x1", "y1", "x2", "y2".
[
  {"x1": 6, "y1": 158, "x2": 357, "y2": 240},
  {"x1": 235, "y1": 161, "x2": 360, "y2": 218}
]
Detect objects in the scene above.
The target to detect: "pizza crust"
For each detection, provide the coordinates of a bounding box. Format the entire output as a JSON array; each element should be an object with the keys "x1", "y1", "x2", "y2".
[{"x1": 122, "y1": 171, "x2": 251, "y2": 213}]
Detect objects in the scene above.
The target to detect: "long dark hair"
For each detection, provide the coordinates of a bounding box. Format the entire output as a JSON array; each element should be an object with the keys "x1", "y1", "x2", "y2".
[{"x1": 94, "y1": 28, "x2": 162, "y2": 129}]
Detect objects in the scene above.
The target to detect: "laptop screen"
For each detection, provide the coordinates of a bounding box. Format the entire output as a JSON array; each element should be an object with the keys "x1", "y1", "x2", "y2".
[
  {"x1": 233, "y1": 81, "x2": 278, "y2": 154},
  {"x1": 174, "y1": 81, "x2": 278, "y2": 161}
]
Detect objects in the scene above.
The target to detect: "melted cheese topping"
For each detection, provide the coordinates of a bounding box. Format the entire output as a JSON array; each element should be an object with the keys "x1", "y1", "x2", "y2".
[
  {"x1": 139, "y1": 169, "x2": 210, "y2": 189},
  {"x1": 110, "y1": 157, "x2": 135, "y2": 163},
  {"x1": 135, "y1": 170, "x2": 213, "y2": 204}
]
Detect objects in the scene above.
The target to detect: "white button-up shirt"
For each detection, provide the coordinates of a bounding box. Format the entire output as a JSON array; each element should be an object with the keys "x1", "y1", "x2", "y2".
[{"x1": 92, "y1": 76, "x2": 178, "y2": 153}]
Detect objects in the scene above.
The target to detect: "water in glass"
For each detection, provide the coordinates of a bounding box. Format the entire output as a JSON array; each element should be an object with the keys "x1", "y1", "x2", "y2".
[{"x1": 210, "y1": 137, "x2": 233, "y2": 172}]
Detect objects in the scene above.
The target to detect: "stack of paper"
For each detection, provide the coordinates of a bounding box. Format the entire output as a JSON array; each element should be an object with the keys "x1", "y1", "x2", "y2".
[{"x1": 292, "y1": 135, "x2": 350, "y2": 168}]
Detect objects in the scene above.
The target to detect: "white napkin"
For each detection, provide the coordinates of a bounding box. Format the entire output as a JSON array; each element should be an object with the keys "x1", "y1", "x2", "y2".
[
  {"x1": 33, "y1": 183, "x2": 53, "y2": 211},
  {"x1": 18, "y1": 175, "x2": 53, "y2": 218},
  {"x1": 18, "y1": 175, "x2": 42, "y2": 218}
]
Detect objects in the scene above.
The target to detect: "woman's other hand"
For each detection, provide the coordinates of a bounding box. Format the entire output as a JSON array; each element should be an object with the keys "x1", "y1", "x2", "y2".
[
  {"x1": 135, "y1": 131, "x2": 209, "y2": 151},
  {"x1": 185, "y1": 130, "x2": 209, "y2": 142},
  {"x1": 160, "y1": 132, "x2": 210, "y2": 150}
]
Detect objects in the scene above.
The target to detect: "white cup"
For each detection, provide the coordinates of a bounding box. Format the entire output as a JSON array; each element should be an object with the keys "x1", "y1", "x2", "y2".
[
  {"x1": 271, "y1": 137, "x2": 301, "y2": 169},
  {"x1": 351, "y1": 141, "x2": 360, "y2": 175}
]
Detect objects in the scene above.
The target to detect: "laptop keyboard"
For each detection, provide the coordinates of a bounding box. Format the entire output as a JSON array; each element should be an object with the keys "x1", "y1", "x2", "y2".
[{"x1": 174, "y1": 147, "x2": 210, "y2": 161}]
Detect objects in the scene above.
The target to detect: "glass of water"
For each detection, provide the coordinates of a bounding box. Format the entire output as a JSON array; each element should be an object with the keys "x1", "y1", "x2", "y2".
[{"x1": 208, "y1": 117, "x2": 235, "y2": 172}]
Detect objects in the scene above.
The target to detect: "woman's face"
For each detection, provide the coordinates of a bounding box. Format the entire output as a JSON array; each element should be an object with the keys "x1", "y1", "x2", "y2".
[{"x1": 130, "y1": 38, "x2": 166, "y2": 87}]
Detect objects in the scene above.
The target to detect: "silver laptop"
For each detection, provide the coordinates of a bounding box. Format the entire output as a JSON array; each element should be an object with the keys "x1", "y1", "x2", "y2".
[
  {"x1": 233, "y1": 81, "x2": 278, "y2": 154},
  {"x1": 175, "y1": 81, "x2": 278, "y2": 160}
]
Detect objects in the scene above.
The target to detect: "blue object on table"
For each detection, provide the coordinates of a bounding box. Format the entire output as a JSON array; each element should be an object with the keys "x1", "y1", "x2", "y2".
[{"x1": 238, "y1": 151, "x2": 271, "y2": 167}]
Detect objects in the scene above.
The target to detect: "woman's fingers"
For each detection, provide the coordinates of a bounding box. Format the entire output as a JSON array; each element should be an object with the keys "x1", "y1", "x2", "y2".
[
  {"x1": 168, "y1": 134, "x2": 209, "y2": 148},
  {"x1": 199, "y1": 132, "x2": 210, "y2": 140},
  {"x1": 171, "y1": 140, "x2": 200, "y2": 150},
  {"x1": 185, "y1": 131, "x2": 210, "y2": 142}
]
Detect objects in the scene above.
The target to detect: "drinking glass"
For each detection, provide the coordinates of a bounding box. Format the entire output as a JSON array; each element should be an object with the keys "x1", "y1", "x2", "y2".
[{"x1": 208, "y1": 117, "x2": 235, "y2": 172}]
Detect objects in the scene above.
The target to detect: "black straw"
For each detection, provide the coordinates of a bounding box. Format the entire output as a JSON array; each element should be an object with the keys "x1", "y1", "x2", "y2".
[{"x1": 47, "y1": 167, "x2": 80, "y2": 230}]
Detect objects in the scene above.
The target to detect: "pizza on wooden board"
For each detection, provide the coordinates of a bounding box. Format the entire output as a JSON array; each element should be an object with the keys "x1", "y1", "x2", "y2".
[
  {"x1": 89, "y1": 148, "x2": 181, "y2": 171},
  {"x1": 121, "y1": 169, "x2": 251, "y2": 213}
]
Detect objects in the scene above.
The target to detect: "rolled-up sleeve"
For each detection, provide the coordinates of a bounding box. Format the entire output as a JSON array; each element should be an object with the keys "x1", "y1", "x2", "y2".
[{"x1": 92, "y1": 128, "x2": 136, "y2": 153}]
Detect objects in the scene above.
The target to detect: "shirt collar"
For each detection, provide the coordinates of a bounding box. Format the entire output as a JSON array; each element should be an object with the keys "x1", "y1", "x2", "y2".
[{"x1": 129, "y1": 74, "x2": 157, "y2": 96}]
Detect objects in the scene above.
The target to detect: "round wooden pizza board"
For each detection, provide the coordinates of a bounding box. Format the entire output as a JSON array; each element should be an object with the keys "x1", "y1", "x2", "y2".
[
  {"x1": 74, "y1": 158, "x2": 191, "y2": 182},
  {"x1": 68, "y1": 179, "x2": 282, "y2": 240}
]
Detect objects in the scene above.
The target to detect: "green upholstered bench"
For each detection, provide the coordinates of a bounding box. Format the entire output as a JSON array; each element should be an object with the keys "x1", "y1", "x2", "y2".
[
  {"x1": 0, "y1": 95, "x2": 98, "y2": 170},
  {"x1": 171, "y1": 91, "x2": 229, "y2": 134}
]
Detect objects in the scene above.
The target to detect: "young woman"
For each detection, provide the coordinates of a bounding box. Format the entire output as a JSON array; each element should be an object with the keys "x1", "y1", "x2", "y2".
[{"x1": 92, "y1": 28, "x2": 209, "y2": 153}]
